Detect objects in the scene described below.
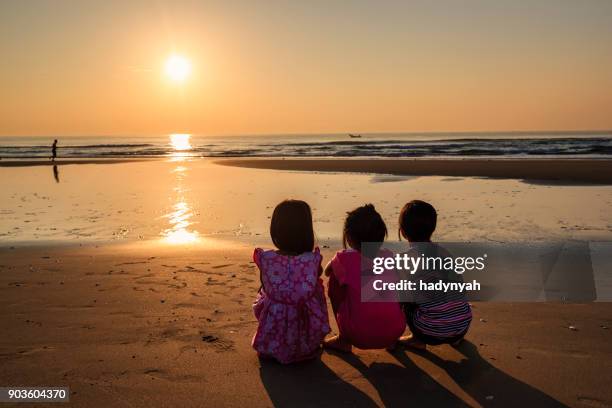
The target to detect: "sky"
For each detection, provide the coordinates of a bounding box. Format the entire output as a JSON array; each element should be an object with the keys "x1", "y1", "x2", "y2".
[{"x1": 1, "y1": 0, "x2": 611, "y2": 137}]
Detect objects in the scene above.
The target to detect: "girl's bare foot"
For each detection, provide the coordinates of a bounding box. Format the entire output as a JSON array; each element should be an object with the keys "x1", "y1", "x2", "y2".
[
  {"x1": 398, "y1": 335, "x2": 427, "y2": 350},
  {"x1": 323, "y1": 335, "x2": 353, "y2": 353}
]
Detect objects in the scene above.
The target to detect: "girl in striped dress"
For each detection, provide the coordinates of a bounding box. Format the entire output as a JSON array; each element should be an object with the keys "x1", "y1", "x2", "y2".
[{"x1": 398, "y1": 200, "x2": 472, "y2": 350}]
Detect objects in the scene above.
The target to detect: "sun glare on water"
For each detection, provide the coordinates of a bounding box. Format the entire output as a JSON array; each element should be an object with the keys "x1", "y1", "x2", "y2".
[
  {"x1": 170, "y1": 133, "x2": 192, "y2": 151},
  {"x1": 165, "y1": 55, "x2": 191, "y2": 82},
  {"x1": 168, "y1": 133, "x2": 193, "y2": 161}
]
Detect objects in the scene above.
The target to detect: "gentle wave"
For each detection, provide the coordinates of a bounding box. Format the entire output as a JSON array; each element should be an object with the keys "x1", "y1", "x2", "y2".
[
  {"x1": 0, "y1": 143, "x2": 154, "y2": 149},
  {"x1": 1, "y1": 135, "x2": 611, "y2": 159}
]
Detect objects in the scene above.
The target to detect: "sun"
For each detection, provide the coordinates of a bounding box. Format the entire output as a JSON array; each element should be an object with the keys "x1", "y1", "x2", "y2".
[{"x1": 165, "y1": 55, "x2": 191, "y2": 82}]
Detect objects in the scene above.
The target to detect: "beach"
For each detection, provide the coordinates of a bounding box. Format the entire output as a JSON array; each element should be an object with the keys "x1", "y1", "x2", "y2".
[
  {"x1": 3, "y1": 0, "x2": 612, "y2": 405},
  {"x1": 217, "y1": 158, "x2": 612, "y2": 184},
  {"x1": 1, "y1": 158, "x2": 612, "y2": 407},
  {"x1": 1, "y1": 242, "x2": 612, "y2": 407}
]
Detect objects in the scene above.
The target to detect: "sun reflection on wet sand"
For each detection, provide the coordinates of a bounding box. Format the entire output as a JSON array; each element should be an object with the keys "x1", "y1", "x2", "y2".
[
  {"x1": 162, "y1": 201, "x2": 199, "y2": 244},
  {"x1": 161, "y1": 152, "x2": 200, "y2": 244}
]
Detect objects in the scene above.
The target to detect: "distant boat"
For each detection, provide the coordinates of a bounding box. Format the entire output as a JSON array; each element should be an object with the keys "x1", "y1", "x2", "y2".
[{"x1": 348, "y1": 133, "x2": 362, "y2": 138}]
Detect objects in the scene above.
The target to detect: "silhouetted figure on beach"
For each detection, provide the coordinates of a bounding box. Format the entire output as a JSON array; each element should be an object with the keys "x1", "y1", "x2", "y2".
[
  {"x1": 51, "y1": 139, "x2": 58, "y2": 161},
  {"x1": 53, "y1": 165, "x2": 60, "y2": 183}
]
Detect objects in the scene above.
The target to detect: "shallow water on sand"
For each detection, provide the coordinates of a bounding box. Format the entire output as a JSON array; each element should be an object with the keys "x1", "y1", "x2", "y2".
[{"x1": 1, "y1": 158, "x2": 612, "y2": 246}]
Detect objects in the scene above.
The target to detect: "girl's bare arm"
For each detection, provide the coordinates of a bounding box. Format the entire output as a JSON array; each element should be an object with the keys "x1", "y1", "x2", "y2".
[{"x1": 323, "y1": 261, "x2": 333, "y2": 277}]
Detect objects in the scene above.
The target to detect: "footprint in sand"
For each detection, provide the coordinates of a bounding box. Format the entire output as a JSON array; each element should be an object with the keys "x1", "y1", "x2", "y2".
[
  {"x1": 168, "y1": 282, "x2": 187, "y2": 289},
  {"x1": 134, "y1": 273, "x2": 155, "y2": 279},
  {"x1": 162, "y1": 327, "x2": 186, "y2": 337},
  {"x1": 115, "y1": 261, "x2": 149, "y2": 266},
  {"x1": 239, "y1": 263, "x2": 255, "y2": 269},
  {"x1": 205, "y1": 278, "x2": 223, "y2": 286},
  {"x1": 200, "y1": 333, "x2": 234, "y2": 352},
  {"x1": 212, "y1": 264, "x2": 233, "y2": 269},
  {"x1": 17, "y1": 346, "x2": 56, "y2": 356},
  {"x1": 143, "y1": 369, "x2": 199, "y2": 382},
  {"x1": 178, "y1": 266, "x2": 205, "y2": 274}
]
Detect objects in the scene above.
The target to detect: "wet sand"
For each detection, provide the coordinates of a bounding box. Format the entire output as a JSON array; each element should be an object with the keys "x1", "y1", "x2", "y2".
[
  {"x1": 217, "y1": 158, "x2": 612, "y2": 184},
  {"x1": 2, "y1": 159, "x2": 612, "y2": 243},
  {"x1": 0, "y1": 159, "x2": 148, "y2": 167},
  {"x1": 1, "y1": 242, "x2": 611, "y2": 407}
]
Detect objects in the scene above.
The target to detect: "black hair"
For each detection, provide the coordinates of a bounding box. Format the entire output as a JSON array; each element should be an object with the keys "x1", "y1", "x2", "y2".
[
  {"x1": 270, "y1": 199, "x2": 315, "y2": 254},
  {"x1": 398, "y1": 200, "x2": 437, "y2": 242},
  {"x1": 342, "y1": 204, "x2": 387, "y2": 253}
]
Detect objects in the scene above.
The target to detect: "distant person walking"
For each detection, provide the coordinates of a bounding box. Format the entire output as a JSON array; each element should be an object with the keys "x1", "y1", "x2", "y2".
[{"x1": 51, "y1": 139, "x2": 58, "y2": 161}]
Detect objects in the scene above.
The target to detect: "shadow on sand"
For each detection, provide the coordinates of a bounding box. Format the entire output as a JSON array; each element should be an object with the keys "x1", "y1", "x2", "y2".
[
  {"x1": 260, "y1": 341, "x2": 568, "y2": 407},
  {"x1": 259, "y1": 354, "x2": 378, "y2": 407},
  {"x1": 407, "y1": 340, "x2": 569, "y2": 407},
  {"x1": 259, "y1": 351, "x2": 467, "y2": 407}
]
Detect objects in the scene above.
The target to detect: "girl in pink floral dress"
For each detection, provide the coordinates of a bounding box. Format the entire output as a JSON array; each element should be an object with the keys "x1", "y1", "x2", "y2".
[{"x1": 252, "y1": 199, "x2": 330, "y2": 364}]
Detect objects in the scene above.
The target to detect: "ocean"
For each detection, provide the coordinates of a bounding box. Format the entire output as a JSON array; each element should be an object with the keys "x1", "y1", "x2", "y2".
[{"x1": 1, "y1": 132, "x2": 611, "y2": 159}]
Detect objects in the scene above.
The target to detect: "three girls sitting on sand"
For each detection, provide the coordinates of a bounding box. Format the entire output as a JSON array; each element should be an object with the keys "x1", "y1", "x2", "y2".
[{"x1": 252, "y1": 199, "x2": 472, "y2": 364}]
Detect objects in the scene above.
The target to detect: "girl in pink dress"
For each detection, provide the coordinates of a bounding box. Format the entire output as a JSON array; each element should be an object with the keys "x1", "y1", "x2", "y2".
[
  {"x1": 323, "y1": 204, "x2": 405, "y2": 352},
  {"x1": 252, "y1": 200, "x2": 330, "y2": 364}
]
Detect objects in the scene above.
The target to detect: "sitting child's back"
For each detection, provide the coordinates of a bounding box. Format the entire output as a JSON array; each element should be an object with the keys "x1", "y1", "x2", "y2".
[
  {"x1": 398, "y1": 200, "x2": 472, "y2": 349},
  {"x1": 404, "y1": 244, "x2": 472, "y2": 341},
  {"x1": 324, "y1": 204, "x2": 405, "y2": 352},
  {"x1": 253, "y1": 248, "x2": 330, "y2": 363},
  {"x1": 329, "y1": 248, "x2": 405, "y2": 349},
  {"x1": 252, "y1": 200, "x2": 330, "y2": 363}
]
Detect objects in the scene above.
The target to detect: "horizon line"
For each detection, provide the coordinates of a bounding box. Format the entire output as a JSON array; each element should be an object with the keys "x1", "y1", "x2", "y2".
[{"x1": 1, "y1": 129, "x2": 611, "y2": 138}]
